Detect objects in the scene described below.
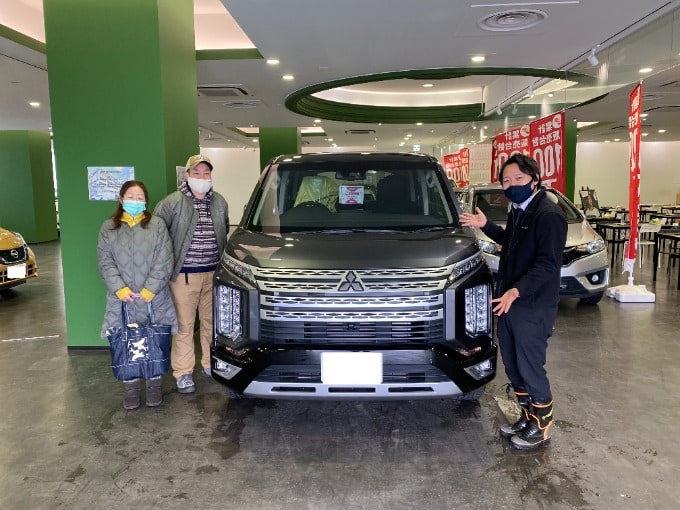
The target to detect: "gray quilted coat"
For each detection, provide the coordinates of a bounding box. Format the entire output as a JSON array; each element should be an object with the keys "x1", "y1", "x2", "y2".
[{"x1": 97, "y1": 215, "x2": 178, "y2": 338}]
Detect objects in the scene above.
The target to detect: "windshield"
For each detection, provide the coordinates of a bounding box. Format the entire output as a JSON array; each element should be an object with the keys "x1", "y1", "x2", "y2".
[
  {"x1": 469, "y1": 188, "x2": 582, "y2": 225},
  {"x1": 248, "y1": 160, "x2": 458, "y2": 233}
]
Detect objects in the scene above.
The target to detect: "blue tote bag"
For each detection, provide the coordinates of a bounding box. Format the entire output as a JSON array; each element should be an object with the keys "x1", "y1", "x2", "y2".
[{"x1": 106, "y1": 301, "x2": 171, "y2": 381}]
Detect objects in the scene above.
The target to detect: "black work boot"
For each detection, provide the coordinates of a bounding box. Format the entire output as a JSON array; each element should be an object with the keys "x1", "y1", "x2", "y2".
[
  {"x1": 145, "y1": 377, "x2": 163, "y2": 407},
  {"x1": 499, "y1": 389, "x2": 531, "y2": 438},
  {"x1": 511, "y1": 400, "x2": 553, "y2": 450},
  {"x1": 123, "y1": 379, "x2": 141, "y2": 410}
]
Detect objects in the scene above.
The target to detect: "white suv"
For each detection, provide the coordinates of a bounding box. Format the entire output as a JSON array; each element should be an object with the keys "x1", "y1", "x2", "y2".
[{"x1": 456, "y1": 183, "x2": 609, "y2": 304}]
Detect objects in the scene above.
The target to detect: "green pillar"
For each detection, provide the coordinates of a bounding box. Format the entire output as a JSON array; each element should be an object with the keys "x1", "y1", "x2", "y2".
[
  {"x1": 0, "y1": 131, "x2": 58, "y2": 243},
  {"x1": 259, "y1": 127, "x2": 301, "y2": 171},
  {"x1": 564, "y1": 121, "x2": 578, "y2": 201},
  {"x1": 44, "y1": 0, "x2": 199, "y2": 348}
]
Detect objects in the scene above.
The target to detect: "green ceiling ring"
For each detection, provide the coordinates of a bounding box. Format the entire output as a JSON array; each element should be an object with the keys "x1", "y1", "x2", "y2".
[{"x1": 286, "y1": 67, "x2": 595, "y2": 124}]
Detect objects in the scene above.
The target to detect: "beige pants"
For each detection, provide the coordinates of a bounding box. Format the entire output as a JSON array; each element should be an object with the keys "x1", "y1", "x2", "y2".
[{"x1": 169, "y1": 271, "x2": 214, "y2": 379}]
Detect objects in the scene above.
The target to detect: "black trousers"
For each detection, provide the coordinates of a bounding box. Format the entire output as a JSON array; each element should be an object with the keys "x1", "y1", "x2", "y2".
[{"x1": 497, "y1": 304, "x2": 557, "y2": 404}]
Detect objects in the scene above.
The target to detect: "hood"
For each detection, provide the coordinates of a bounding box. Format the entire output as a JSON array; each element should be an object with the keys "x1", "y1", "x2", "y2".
[
  {"x1": 227, "y1": 228, "x2": 479, "y2": 270},
  {"x1": 0, "y1": 227, "x2": 24, "y2": 250},
  {"x1": 478, "y1": 218, "x2": 600, "y2": 248}
]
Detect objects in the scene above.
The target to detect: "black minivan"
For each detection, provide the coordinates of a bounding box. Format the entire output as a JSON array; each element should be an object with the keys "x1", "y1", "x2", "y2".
[{"x1": 211, "y1": 152, "x2": 496, "y2": 400}]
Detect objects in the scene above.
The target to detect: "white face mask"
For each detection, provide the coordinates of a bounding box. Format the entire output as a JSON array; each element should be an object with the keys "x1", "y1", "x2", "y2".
[{"x1": 187, "y1": 177, "x2": 212, "y2": 194}]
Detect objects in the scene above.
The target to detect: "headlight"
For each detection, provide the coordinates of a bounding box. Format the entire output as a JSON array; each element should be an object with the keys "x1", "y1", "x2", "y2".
[
  {"x1": 216, "y1": 285, "x2": 244, "y2": 342},
  {"x1": 223, "y1": 254, "x2": 257, "y2": 286},
  {"x1": 464, "y1": 284, "x2": 491, "y2": 337},
  {"x1": 577, "y1": 238, "x2": 605, "y2": 254},
  {"x1": 447, "y1": 252, "x2": 483, "y2": 285},
  {"x1": 478, "y1": 239, "x2": 501, "y2": 255},
  {"x1": 13, "y1": 232, "x2": 26, "y2": 245}
]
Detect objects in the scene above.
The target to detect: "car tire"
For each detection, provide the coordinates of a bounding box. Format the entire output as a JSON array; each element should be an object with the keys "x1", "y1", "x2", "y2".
[
  {"x1": 579, "y1": 292, "x2": 604, "y2": 305},
  {"x1": 455, "y1": 386, "x2": 485, "y2": 401}
]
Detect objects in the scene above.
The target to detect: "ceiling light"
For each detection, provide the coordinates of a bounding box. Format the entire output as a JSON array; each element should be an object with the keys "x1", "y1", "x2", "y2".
[
  {"x1": 587, "y1": 48, "x2": 599, "y2": 67},
  {"x1": 28, "y1": 101, "x2": 40, "y2": 108},
  {"x1": 416, "y1": 122, "x2": 423, "y2": 126},
  {"x1": 422, "y1": 83, "x2": 434, "y2": 88},
  {"x1": 266, "y1": 58, "x2": 280, "y2": 65},
  {"x1": 614, "y1": 138, "x2": 621, "y2": 142},
  {"x1": 639, "y1": 67, "x2": 653, "y2": 74},
  {"x1": 282, "y1": 74, "x2": 295, "y2": 80},
  {"x1": 658, "y1": 129, "x2": 667, "y2": 133},
  {"x1": 314, "y1": 119, "x2": 321, "y2": 123},
  {"x1": 642, "y1": 133, "x2": 649, "y2": 137},
  {"x1": 471, "y1": 55, "x2": 486, "y2": 63},
  {"x1": 528, "y1": 115, "x2": 537, "y2": 119},
  {"x1": 548, "y1": 92, "x2": 554, "y2": 98},
  {"x1": 641, "y1": 113, "x2": 648, "y2": 118}
]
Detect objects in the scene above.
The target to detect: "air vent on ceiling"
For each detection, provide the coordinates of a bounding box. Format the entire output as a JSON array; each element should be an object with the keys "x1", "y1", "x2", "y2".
[
  {"x1": 659, "y1": 80, "x2": 680, "y2": 89},
  {"x1": 197, "y1": 85, "x2": 250, "y2": 97},
  {"x1": 345, "y1": 129, "x2": 376, "y2": 135},
  {"x1": 610, "y1": 123, "x2": 652, "y2": 131},
  {"x1": 643, "y1": 105, "x2": 680, "y2": 113},
  {"x1": 223, "y1": 100, "x2": 260, "y2": 109}
]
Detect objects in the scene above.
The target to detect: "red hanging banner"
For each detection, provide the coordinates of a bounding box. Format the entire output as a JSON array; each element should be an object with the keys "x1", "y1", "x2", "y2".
[
  {"x1": 624, "y1": 83, "x2": 642, "y2": 272},
  {"x1": 490, "y1": 112, "x2": 566, "y2": 193},
  {"x1": 529, "y1": 112, "x2": 566, "y2": 192},
  {"x1": 443, "y1": 149, "x2": 470, "y2": 187},
  {"x1": 490, "y1": 124, "x2": 530, "y2": 182}
]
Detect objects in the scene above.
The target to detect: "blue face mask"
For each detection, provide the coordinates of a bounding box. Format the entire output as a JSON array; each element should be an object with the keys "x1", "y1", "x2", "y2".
[
  {"x1": 503, "y1": 181, "x2": 534, "y2": 204},
  {"x1": 122, "y1": 200, "x2": 146, "y2": 216}
]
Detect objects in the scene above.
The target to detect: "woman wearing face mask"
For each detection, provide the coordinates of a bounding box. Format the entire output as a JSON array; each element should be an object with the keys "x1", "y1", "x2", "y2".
[
  {"x1": 97, "y1": 180, "x2": 177, "y2": 410},
  {"x1": 460, "y1": 154, "x2": 567, "y2": 450},
  {"x1": 153, "y1": 155, "x2": 229, "y2": 395}
]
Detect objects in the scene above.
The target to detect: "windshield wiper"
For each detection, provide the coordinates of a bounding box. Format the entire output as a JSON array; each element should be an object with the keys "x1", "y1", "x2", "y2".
[{"x1": 411, "y1": 226, "x2": 448, "y2": 233}]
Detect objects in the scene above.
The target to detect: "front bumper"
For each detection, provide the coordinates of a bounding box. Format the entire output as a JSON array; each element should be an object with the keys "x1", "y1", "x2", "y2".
[{"x1": 210, "y1": 344, "x2": 497, "y2": 400}]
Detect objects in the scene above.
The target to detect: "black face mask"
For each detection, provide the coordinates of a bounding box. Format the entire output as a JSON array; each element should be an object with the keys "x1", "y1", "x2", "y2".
[{"x1": 503, "y1": 181, "x2": 534, "y2": 204}]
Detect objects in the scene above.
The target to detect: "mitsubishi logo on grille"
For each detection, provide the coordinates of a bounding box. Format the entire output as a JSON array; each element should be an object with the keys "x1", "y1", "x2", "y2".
[
  {"x1": 10, "y1": 249, "x2": 19, "y2": 259},
  {"x1": 337, "y1": 271, "x2": 364, "y2": 292}
]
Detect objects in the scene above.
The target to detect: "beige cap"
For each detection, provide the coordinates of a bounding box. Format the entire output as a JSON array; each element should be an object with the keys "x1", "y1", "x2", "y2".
[{"x1": 185, "y1": 154, "x2": 213, "y2": 171}]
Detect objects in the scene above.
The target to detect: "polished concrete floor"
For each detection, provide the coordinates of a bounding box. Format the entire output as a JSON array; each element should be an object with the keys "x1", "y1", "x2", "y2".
[{"x1": 1, "y1": 241, "x2": 679, "y2": 510}]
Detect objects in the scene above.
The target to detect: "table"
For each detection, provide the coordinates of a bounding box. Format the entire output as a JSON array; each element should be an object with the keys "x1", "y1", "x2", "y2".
[
  {"x1": 660, "y1": 205, "x2": 680, "y2": 214},
  {"x1": 639, "y1": 207, "x2": 658, "y2": 223},
  {"x1": 649, "y1": 213, "x2": 680, "y2": 225},
  {"x1": 652, "y1": 231, "x2": 680, "y2": 288},
  {"x1": 597, "y1": 222, "x2": 630, "y2": 266},
  {"x1": 587, "y1": 217, "x2": 620, "y2": 236}
]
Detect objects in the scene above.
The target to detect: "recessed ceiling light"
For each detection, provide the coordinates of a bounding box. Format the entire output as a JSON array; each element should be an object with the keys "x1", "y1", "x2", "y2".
[
  {"x1": 422, "y1": 83, "x2": 434, "y2": 88},
  {"x1": 266, "y1": 59, "x2": 280, "y2": 65},
  {"x1": 528, "y1": 115, "x2": 537, "y2": 119},
  {"x1": 641, "y1": 113, "x2": 648, "y2": 118},
  {"x1": 253, "y1": 138, "x2": 259, "y2": 143},
  {"x1": 314, "y1": 119, "x2": 322, "y2": 123},
  {"x1": 642, "y1": 133, "x2": 649, "y2": 137},
  {"x1": 416, "y1": 122, "x2": 423, "y2": 126},
  {"x1": 29, "y1": 101, "x2": 40, "y2": 108},
  {"x1": 658, "y1": 129, "x2": 667, "y2": 133},
  {"x1": 639, "y1": 67, "x2": 653, "y2": 74},
  {"x1": 614, "y1": 138, "x2": 621, "y2": 142},
  {"x1": 282, "y1": 74, "x2": 295, "y2": 80},
  {"x1": 471, "y1": 55, "x2": 486, "y2": 63},
  {"x1": 327, "y1": 138, "x2": 334, "y2": 142},
  {"x1": 604, "y1": 140, "x2": 610, "y2": 143}
]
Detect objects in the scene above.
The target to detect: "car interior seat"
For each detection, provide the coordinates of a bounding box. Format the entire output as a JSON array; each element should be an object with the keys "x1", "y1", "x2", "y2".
[{"x1": 374, "y1": 174, "x2": 417, "y2": 214}]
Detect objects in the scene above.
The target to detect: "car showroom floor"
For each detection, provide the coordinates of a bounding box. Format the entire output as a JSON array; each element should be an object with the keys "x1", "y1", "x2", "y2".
[{"x1": 1, "y1": 241, "x2": 679, "y2": 510}]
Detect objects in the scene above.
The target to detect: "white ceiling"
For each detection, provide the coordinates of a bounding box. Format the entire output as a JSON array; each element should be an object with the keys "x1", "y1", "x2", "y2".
[{"x1": 2, "y1": 0, "x2": 680, "y2": 155}]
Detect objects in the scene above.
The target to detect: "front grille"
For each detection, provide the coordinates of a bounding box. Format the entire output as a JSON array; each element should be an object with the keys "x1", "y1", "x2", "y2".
[
  {"x1": 254, "y1": 266, "x2": 451, "y2": 345},
  {"x1": 0, "y1": 246, "x2": 27, "y2": 264},
  {"x1": 260, "y1": 319, "x2": 445, "y2": 345}
]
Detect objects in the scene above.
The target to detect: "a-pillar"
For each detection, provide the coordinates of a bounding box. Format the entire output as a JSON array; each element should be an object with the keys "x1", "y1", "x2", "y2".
[
  {"x1": 259, "y1": 127, "x2": 301, "y2": 171},
  {"x1": 0, "y1": 130, "x2": 58, "y2": 243},
  {"x1": 43, "y1": 0, "x2": 199, "y2": 348}
]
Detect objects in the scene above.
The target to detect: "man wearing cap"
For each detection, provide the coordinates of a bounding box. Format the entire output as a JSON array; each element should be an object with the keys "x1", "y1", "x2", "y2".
[{"x1": 154, "y1": 154, "x2": 229, "y2": 394}]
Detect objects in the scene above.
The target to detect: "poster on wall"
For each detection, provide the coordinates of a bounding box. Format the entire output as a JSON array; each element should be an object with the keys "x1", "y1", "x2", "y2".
[
  {"x1": 490, "y1": 112, "x2": 566, "y2": 193},
  {"x1": 490, "y1": 124, "x2": 530, "y2": 182},
  {"x1": 87, "y1": 166, "x2": 135, "y2": 201},
  {"x1": 623, "y1": 82, "x2": 642, "y2": 273}
]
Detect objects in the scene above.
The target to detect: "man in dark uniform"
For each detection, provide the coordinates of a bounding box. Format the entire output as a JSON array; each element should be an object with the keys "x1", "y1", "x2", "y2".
[{"x1": 460, "y1": 154, "x2": 567, "y2": 450}]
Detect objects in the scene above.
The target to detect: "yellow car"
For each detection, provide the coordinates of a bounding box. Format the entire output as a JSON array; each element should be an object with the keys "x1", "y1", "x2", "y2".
[{"x1": 0, "y1": 227, "x2": 38, "y2": 291}]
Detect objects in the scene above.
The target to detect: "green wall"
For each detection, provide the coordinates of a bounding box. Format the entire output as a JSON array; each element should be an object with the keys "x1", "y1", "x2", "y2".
[
  {"x1": 43, "y1": 0, "x2": 198, "y2": 348},
  {"x1": 259, "y1": 128, "x2": 301, "y2": 171},
  {"x1": 0, "y1": 131, "x2": 58, "y2": 242}
]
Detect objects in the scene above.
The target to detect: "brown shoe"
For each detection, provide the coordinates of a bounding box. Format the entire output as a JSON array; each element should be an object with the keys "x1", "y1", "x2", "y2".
[
  {"x1": 146, "y1": 377, "x2": 163, "y2": 407},
  {"x1": 123, "y1": 379, "x2": 141, "y2": 410}
]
